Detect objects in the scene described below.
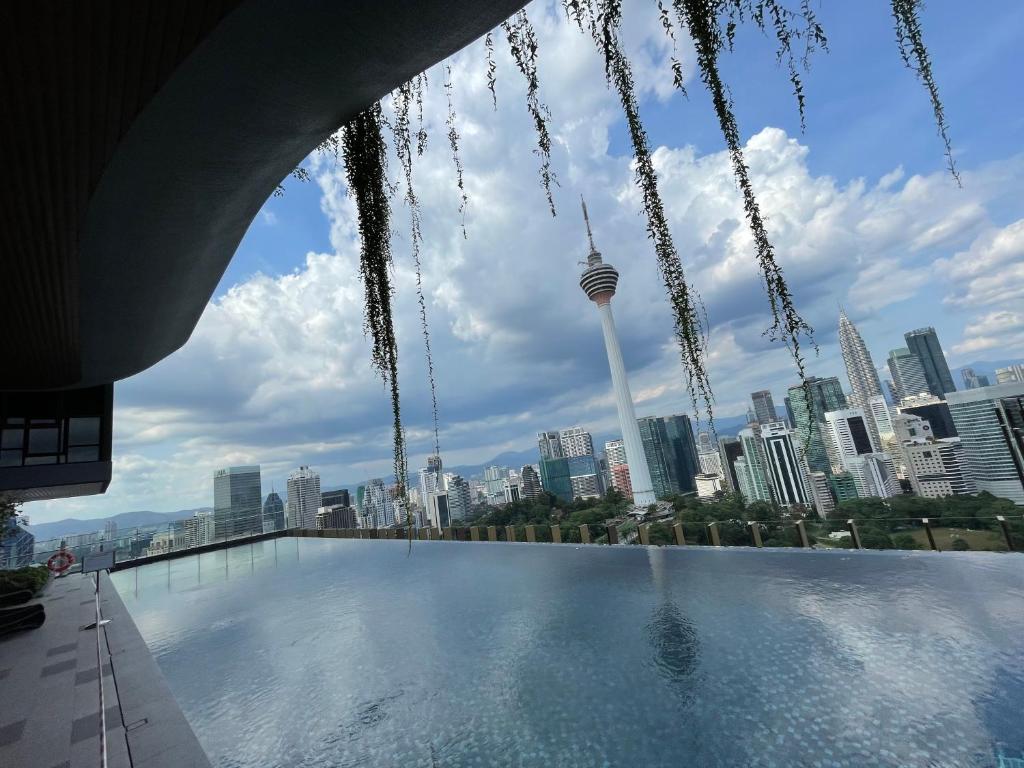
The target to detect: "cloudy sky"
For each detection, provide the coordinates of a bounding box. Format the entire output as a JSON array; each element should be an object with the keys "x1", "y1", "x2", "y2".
[{"x1": 29, "y1": 0, "x2": 1024, "y2": 523}]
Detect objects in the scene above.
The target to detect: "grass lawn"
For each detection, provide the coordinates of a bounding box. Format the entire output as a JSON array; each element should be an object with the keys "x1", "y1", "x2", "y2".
[{"x1": 904, "y1": 526, "x2": 1007, "y2": 552}]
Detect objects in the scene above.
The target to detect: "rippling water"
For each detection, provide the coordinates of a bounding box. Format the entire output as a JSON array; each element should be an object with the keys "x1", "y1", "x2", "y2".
[{"x1": 111, "y1": 540, "x2": 1024, "y2": 768}]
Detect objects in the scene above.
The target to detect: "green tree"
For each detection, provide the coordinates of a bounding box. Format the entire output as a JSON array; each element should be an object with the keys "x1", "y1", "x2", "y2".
[{"x1": 951, "y1": 537, "x2": 970, "y2": 551}]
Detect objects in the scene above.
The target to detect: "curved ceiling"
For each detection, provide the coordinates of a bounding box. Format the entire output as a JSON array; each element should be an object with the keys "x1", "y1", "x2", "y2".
[{"x1": 1, "y1": 0, "x2": 525, "y2": 391}]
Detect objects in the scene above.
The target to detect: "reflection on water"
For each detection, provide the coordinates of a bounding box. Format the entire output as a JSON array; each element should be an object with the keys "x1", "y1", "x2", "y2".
[{"x1": 112, "y1": 540, "x2": 1024, "y2": 767}]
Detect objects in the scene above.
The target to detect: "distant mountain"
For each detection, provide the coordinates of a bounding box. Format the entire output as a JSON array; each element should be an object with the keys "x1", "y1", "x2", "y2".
[{"x1": 26, "y1": 508, "x2": 212, "y2": 542}]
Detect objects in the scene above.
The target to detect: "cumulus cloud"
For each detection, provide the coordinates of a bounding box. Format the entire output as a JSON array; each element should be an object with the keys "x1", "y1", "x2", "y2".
[{"x1": 26, "y1": 1, "x2": 1024, "y2": 522}]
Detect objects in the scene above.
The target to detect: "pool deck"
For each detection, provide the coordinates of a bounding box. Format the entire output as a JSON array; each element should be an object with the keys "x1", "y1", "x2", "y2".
[{"x1": 0, "y1": 571, "x2": 210, "y2": 768}]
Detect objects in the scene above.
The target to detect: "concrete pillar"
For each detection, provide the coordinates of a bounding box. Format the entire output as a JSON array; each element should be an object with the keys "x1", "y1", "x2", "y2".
[
  {"x1": 748, "y1": 522, "x2": 763, "y2": 548},
  {"x1": 550, "y1": 525, "x2": 562, "y2": 544},
  {"x1": 922, "y1": 518, "x2": 939, "y2": 551},
  {"x1": 638, "y1": 524, "x2": 650, "y2": 546},
  {"x1": 672, "y1": 522, "x2": 686, "y2": 546},
  {"x1": 707, "y1": 521, "x2": 721, "y2": 547},
  {"x1": 997, "y1": 515, "x2": 1015, "y2": 551},
  {"x1": 470, "y1": 526, "x2": 481, "y2": 542},
  {"x1": 442, "y1": 527, "x2": 454, "y2": 541},
  {"x1": 846, "y1": 519, "x2": 862, "y2": 549},
  {"x1": 795, "y1": 520, "x2": 810, "y2": 548},
  {"x1": 606, "y1": 525, "x2": 619, "y2": 545},
  {"x1": 579, "y1": 524, "x2": 591, "y2": 544},
  {"x1": 487, "y1": 525, "x2": 498, "y2": 542},
  {"x1": 525, "y1": 525, "x2": 536, "y2": 543},
  {"x1": 505, "y1": 525, "x2": 516, "y2": 543}
]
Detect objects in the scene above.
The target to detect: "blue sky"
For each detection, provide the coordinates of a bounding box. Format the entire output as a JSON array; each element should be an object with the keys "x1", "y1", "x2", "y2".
[{"x1": 28, "y1": 0, "x2": 1024, "y2": 524}]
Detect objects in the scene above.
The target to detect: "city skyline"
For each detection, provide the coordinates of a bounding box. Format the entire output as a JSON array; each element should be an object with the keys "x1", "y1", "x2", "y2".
[{"x1": 20, "y1": 2, "x2": 1024, "y2": 524}]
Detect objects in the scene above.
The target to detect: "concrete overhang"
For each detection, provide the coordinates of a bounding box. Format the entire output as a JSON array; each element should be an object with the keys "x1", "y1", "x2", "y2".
[{"x1": 1, "y1": 0, "x2": 526, "y2": 391}]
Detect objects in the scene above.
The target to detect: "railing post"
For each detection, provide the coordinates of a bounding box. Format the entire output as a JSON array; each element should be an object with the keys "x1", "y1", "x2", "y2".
[
  {"x1": 525, "y1": 525, "x2": 536, "y2": 543},
  {"x1": 707, "y1": 522, "x2": 721, "y2": 547},
  {"x1": 846, "y1": 519, "x2": 862, "y2": 550},
  {"x1": 748, "y1": 522, "x2": 763, "y2": 548},
  {"x1": 606, "y1": 525, "x2": 619, "y2": 545},
  {"x1": 418, "y1": 527, "x2": 428, "y2": 541},
  {"x1": 922, "y1": 518, "x2": 939, "y2": 551},
  {"x1": 638, "y1": 524, "x2": 650, "y2": 546},
  {"x1": 470, "y1": 526, "x2": 480, "y2": 542},
  {"x1": 550, "y1": 525, "x2": 562, "y2": 544},
  {"x1": 579, "y1": 524, "x2": 591, "y2": 544},
  {"x1": 795, "y1": 519, "x2": 810, "y2": 548},
  {"x1": 997, "y1": 515, "x2": 1015, "y2": 551},
  {"x1": 487, "y1": 525, "x2": 498, "y2": 542},
  {"x1": 505, "y1": 525, "x2": 516, "y2": 543},
  {"x1": 672, "y1": 522, "x2": 686, "y2": 546},
  {"x1": 442, "y1": 527, "x2": 454, "y2": 541}
]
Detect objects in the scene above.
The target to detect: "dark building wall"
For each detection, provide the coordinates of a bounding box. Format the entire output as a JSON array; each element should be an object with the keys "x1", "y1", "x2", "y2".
[
  {"x1": 902, "y1": 402, "x2": 958, "y2": 439},
  {"x1": 905, "y1": 328, "x2": 956, "y2": 396}
]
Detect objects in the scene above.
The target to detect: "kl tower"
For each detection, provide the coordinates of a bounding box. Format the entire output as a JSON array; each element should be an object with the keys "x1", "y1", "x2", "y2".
[{"x1": 578, "y1": 198, "x2": 657, "y2": 508}]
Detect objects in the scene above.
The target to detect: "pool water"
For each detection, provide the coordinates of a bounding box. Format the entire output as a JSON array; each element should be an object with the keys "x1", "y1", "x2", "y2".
[{"x1": 112, "y1": 539, "x2": 1024, "y2": 767}]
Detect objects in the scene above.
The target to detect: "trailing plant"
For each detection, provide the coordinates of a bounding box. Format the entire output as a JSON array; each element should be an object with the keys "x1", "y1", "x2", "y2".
[
  {"x1": 444, "y1": 65, "x2": 469, "y2": 238},
  {"x1": 484, "y1": 32, "x2": 498, "y2": 109},
  {"x1": 341, "y1": 104, "x2": 408, "y2": 509},
  {"x1": 502, "y1": 9, "x2": 558, "y2": 216}
]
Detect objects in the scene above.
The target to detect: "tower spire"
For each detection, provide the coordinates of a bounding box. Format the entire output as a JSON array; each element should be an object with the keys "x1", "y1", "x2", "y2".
[{"x1": 581, "y1": 196, "x2": 598, "y2": 257}]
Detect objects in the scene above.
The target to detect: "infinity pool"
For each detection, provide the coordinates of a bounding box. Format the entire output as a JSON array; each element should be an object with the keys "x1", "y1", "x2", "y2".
[{"x1": 112, "y1": 539, "x2": 1024, "y2": 767}]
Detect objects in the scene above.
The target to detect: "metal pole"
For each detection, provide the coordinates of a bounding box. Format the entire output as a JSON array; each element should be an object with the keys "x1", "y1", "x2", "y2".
[
  {"x1": 922, "y1": 518, "x2": 939, "y2": 551},
  {"x1": 997, "y1": 515, "x2": 1015, "y2": 551},
  {"x1": 94, "y1": 573, "x2": 108, "y2": 768}
]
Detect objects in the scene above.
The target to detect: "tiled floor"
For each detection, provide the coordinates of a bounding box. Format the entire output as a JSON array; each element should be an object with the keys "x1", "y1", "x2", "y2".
[{"x1": 0, "y1": 572, "x2": 130, "y2": 768}]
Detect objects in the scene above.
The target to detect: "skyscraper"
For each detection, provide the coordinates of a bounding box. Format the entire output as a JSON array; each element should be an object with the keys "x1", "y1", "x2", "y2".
[
  {"x1": 419, "y1": 454, "x2": 444, "y2": 501},
  {"x1": 446, "y1": 475, "x2": 473, "y2": 521},
  {"x1": 604, "y1": 439, "x2": 627, "y2": 467},
  {"x1": 900, "y1": 439, "x2": 976, "y2": 498},
  {"x1": 321, "y1": 488, "x2": 351, "y2": 508},
  {"x1": 213, "y1": 465, "x2": 262, "y2": 540},
  {"x1": 520, "y1": 465, "x2": 542, "y2": 499},
  {"x1": 905, "y1": 327, "x2": 956, "y2": 397},
  {"x1": 961, "y1": 368, "x2": 990, "y2": 389},
  {"x1": 558, "y1": 427, "x2": 595, "y2": 458},
  {"x1": 750, "y1": 390, "x2": 777, "y2": 425},
  {"x1": 286, "y1": 466, "x2": 322, "y2": 530},
  {"x1": 262, "y1": 490, "x2": 285, "y2": 532},
  {"x1": 946, "y1": 382, "x2": 1024, "y2": 505},
  {"x1": 838, "y1": 310, "x2": 883, "y2": 407},
  {"x1": 539, "y1": 456, "x2": 572, "y2": 502},
  {"x1": 737, "y1": 427, "x2": 773, "y2": 502},
  {"x1": 995, "y1": 364, "x2": 1024, "y2": 384},
  {"x1": 822, "y1": 409, "x2": 898, "y2": 498},
  {"x1": 787, "y1": 377, "x2": 847, "y2": 474},
  {"x1": 760, "y1": 422, "x2": 810, "y2": 507},
  {"x1": 578, "y1": 199, "x2": 656, "y2": 507},
  {"x1": 898, "y1": 393, "x2": 958, "y2": 439},
  {"x1": 537, "y1": 431, "x2": 563, "y2": 460},
  {"x1": 718, "y1": 436, "x2": 743, "y2": 492},
  {"x1": 361, "y1": 478, "x2": 395, "y2": 527},
  {"x1": 663, "y1": 414, "x2": 700, "y2": 495},
  {"x1": 887, "y1": 347, "x2": 929, "y2": 401}
]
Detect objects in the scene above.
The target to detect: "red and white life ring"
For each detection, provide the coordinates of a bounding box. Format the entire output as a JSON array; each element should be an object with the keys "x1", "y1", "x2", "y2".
[{"x1": 46, "y1": 550, "x2": 75, "y2": 574}]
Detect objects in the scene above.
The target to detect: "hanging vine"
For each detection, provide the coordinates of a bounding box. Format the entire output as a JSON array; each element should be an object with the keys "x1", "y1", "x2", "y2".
[
  {"x1": 502, "y1": 9, "x2": 558, "y2": 216},
  {"x1": 484, "y1": 32, "x2": 498, "y2": 110},
  {"x1": 389, "y1": 82, "x2": 441, "y2": 460},
  {"x1": 341, "y1": 104, "x2": 408, "y2": 508},
  {"x1": 891, "y1": 0, "x2": 959, "y2": 185},
  {"x1": 444, "y1": 65, "x2": 469, "y2": 238}
]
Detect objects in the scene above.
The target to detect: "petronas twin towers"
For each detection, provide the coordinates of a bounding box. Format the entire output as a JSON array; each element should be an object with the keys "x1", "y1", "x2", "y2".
[{"x1": 838, "y1": 309, "x2": 883, "y2": 408}]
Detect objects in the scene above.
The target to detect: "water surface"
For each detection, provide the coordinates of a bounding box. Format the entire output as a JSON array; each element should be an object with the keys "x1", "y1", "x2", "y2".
[{"x1": 112, "y1": 539, "x2": 1024, "y2": 767}]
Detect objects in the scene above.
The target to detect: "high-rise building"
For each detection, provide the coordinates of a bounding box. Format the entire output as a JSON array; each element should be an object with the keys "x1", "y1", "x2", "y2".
[
  {"x1": 321, "y1": 488, "x2": 350, "y2": 509},
  {"x1": 103, "y1": 520, "x2": 118, "y2": 540},
  {"x1": 503, "y1": 477, "x2": 522, "y2": 503},
  {"x1": 578, "y1": 199, "x2": 656, "y2": 507},
  {"x1": 426, "y1": 491, "x2": 452, "y2": 530},
  {"x1": 483, "y1": 465, "x2": 507, "y2": 500},
  {"x1": 787, "y1": 377, "x2": 847, "y2": 474},
  {"x1": 636, "y1": 415, "x2": 699, "y2": 498},
  {"x1": 901, "y1": 439, "x2": 976, "y2": 498},
  {"x1": 558, "y1": 427, "x2": 594, "y2": 458},
  {"x1": 718, "y1": 436, "x2": 743, "y2": 492},
  {"x1": 361, "y1": 478, "x2": 395, "y2": 528},
  {"x1": 697, "y1": 450, "x2": 724, "y2": 477},
  {"x1": 520, "y1": 465, "x2": 542, "y2": 499},
  {"x1": 750, "y1": 390, "x2": 777, "y2": 426},
  {"x1": 737, "y1": 427, "x2": 773, "y2": 502},
  {"x1": 961, "y1": 368, "x2": 990, "y2": 389},
  {"x1": 694, "y1": 473, "x2": 724, "y2": 499},
  {"x1": 567, "y1": 455, "x2": 602, "y2": 500},
  {"x1": 695, "y1": 430, "x2": 714, "y2": 454},
  {"x1": 898, "y1": 393, "x2": 958, "y2": 439},
  {"x1": 887, "y1": 347, "x2": 930, "y2": 401},
  {"x1": 183, "y1": 511, "x2": 215, "y2": 548},
  {"x1": 262, "y1": 490, "x2": 285, "y2": 532},
  {"x1": 213, "y1": 465, "x2": 262, "y2": 540},
  {"x1": 845, "y1": 453, "x2": 900, "y2": 498},
  {"x1": 446, "y1": 474, "x2": 473, "y2": 521},
  {"x1": 830, "y1": 471, "x2": 859, "y2": 503},
  {"x1": 905, "y1": 327, "x2": 956, "y2": 397},
  {"x1": 286, "y1": 466, "x2": 321, "y2": 530},
  {"x1": 539, "y1": 457, "x2": 572, "y2": 502},
  {"x1": 838, "y1": 310, "x2": 883, "y2": 407},
  {"x1": 605, "y1": 439, "x2": 627, "y2": 467},
  {"x1": 0, "y1": 516, "x2": 34, "y2": 569},
  {"x1": 610, "y1": 463, "x2": 633, "y2": 497},
  {"x1": 866, "y1": 395, "x2": 894, "y2": 438},
  {"x1": 537, "y1": 431, "x2": 563, "y2": 460},
  {"x1": 807, "y1": 471, "x2": 834, "y2": 518},
  {"x1": 663, "y1": 414, "x2": 700, "y2": 495},
  {"x1": 995, "y1": 364, "x2": 1024, "y2": 385},
  {"x1": 419, "y1": 454, "x2": 444, "y2": 501},
  {"x1": 760, "y1": 422, "x2": 810, "y2": 507},
  {"x1": 823, "y1": 409, "x2": 899, "y2": 498},
  {"x1": 946, "y1": 382, "x2": 1024, "y2": 505},
  {"x1": 316, "y1": 504, "x2": 357, "y2": 529}
]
